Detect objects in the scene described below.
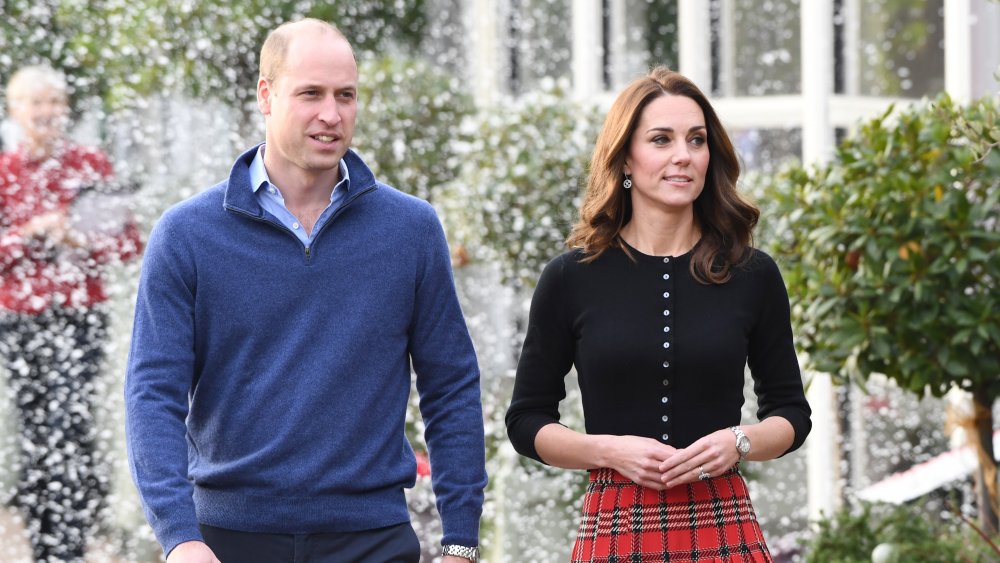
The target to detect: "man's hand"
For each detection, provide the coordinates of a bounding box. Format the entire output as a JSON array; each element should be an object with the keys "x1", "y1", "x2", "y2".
[
  {"x1": 166, "y1": 541, "x2": 221, "y2": 563},
  {"x1": 442, "y1": 556, "x2": 474, "y2": 563}
]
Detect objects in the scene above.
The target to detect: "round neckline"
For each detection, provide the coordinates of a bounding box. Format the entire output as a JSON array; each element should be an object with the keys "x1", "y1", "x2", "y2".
[{"x1": 619, "y1": 237, "x2": 699, "y2": 262}]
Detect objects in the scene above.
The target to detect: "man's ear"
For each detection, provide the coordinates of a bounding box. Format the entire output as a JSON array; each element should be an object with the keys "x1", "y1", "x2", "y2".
[{"x1": 257, "y1": 78, "x2": 271, "y2": 115}]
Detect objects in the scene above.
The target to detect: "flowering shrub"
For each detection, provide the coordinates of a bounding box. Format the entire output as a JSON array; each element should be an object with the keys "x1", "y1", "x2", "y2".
[
  {"x1": 439, "y1": 80, "x2": 602, "y2": 288},
  {"x1": 354, "y1": 55, "x2": 475, "y2": 203}
]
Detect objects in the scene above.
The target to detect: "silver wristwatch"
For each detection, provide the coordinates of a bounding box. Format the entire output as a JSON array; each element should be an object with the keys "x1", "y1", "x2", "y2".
[
  {"x1": 442, "y1": 544, "x2": 480, "y2": 562},
  {"x1": 730, "y1": 426, "x2": 751, "y2": 461}
]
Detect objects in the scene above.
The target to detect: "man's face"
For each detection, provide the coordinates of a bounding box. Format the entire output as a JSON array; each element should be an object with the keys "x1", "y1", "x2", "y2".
[{"x1": 258, "y1": 32, "x2": 358, "y2": 182}]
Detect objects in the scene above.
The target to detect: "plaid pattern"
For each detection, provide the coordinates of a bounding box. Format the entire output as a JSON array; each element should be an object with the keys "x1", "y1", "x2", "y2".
[{"x1": 571, "y1": 467, "x2": 772, "y2": 562}]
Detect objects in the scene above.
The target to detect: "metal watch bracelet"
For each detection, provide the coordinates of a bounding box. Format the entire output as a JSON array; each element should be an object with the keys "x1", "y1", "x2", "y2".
[
  {"x1": 730, "y1": 425, "x2": 751, "y2": 460},
  {"x1": 442, "y1": 544, "x2": 480, "y2": 562}
]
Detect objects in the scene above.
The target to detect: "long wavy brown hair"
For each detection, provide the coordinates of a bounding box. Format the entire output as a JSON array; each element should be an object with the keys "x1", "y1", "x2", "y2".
[{"x1": 567, "y1": 66, "x2": 759, "y2": 284}]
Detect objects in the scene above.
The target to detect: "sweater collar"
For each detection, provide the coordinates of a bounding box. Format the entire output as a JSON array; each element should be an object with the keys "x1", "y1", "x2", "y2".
[{"x1": 223, "y1": 143, "x2": 378, "y2": 216}]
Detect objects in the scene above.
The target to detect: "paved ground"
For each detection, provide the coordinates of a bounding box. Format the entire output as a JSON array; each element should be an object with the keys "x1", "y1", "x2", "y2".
[{"x1": 0, "y1": 507, "x2": 130, "y2": 563}]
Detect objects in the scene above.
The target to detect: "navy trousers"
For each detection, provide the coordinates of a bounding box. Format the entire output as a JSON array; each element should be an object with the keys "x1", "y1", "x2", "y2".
[{"x1": 199, "y1": 522, "x2": 421, "y2": 563}]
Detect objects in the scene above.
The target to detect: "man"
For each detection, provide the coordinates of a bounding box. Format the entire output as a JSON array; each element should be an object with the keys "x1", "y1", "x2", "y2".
[{"x1": 125, "y1": 19, "x2": 486, "y2": 563}]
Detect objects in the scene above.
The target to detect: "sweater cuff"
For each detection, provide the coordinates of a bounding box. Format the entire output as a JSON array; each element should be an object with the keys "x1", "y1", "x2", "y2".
[
  {"x1": 153, "y1": 512, "x2": 204, "y2": 558},
  {"x1": 440, "y1": 504, "x2": 482, "y2": 547}
]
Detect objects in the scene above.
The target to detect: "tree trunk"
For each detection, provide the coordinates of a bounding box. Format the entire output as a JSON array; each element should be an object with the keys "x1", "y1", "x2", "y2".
[{"x1": 971, "y1": 386, "x2": 998, "y2": 536}]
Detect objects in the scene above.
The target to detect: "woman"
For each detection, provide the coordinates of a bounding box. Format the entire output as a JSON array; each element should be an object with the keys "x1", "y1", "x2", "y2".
[
  {"x1": 0, "y1": 65, "x2": 142, "y2": 562},
  {"x1": 505, "y1": 67, "x2": 811, "y2": 562}
]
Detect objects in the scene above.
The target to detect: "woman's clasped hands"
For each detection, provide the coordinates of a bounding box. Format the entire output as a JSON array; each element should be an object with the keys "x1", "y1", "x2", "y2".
[{"x1": 606, "y1": 429, "x2": 741, "y2": 490}]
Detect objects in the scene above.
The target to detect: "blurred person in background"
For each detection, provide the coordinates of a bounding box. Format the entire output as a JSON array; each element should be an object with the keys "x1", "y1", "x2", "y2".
[
  {"x1": 0, "y1": 65, "x2": 143, "y2": 562},
  {"x1": 506, "y1": 66, "x2": 811, "y2": 562}
]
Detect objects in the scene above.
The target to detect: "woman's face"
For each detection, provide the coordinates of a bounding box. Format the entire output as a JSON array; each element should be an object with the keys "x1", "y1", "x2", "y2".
[
  {"x1": 10, "y1": 83, "x2": 69, "y2": 151},
  {"x1": 624, "y1": 94, "x2": 710, "y2": 214}
]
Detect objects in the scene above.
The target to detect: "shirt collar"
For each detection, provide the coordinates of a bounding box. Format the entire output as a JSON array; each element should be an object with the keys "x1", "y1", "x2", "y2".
[{"x1": 249, "y1": 144, "x2": 350, "y2": 199}]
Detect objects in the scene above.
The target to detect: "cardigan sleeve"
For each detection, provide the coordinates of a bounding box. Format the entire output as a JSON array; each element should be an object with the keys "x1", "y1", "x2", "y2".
[
  {"x1": 505, "y1": 253, "x2": 576, "y2": 463},
  {"x1": 746, "y1": 252, "x2": 812, "y2": 454}
]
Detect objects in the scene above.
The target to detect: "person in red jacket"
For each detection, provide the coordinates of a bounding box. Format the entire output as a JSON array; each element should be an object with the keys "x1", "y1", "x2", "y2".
[{"x1": 0, "y1": 65, "x2": 142, "y2": 562}]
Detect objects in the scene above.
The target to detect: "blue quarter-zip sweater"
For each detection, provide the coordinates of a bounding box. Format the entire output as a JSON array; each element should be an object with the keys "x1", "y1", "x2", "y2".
[{"x1": 125, "y1": 146, "x2": 487, "y2": 556}]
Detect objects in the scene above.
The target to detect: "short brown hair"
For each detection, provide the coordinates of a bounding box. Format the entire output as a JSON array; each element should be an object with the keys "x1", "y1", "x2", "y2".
[
  {"x1": 567, "y1": 66, "x2": 758, "y2": 284},
  {"x1": 259, "y1": 18, "x2": 347, "y2": 84}
]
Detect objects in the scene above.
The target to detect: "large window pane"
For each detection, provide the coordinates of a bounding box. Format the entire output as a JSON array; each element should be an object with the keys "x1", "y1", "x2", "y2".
[
  {"x1": 608, "y1": 0, "x2": 679, "y2": 90},
  {"x1": 851, "y1": 0, "x2": 945, "y2": 96},
  {"x1": 731, "y1": 126, "x2": 803, "y2": 174},
  {"x1": 509, "y1": 0, "x2": 573, "y2": 93},
  {"x1": 721, "y1": 0, "x2": 802, "y2": 96}
]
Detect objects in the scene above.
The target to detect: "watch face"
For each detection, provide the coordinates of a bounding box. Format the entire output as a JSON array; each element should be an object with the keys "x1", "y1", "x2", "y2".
[{"x1": 737, "y1": 436, "x2": 751, "y2": 453}]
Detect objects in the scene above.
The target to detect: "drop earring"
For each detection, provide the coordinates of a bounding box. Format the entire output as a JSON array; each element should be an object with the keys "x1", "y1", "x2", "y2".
[{"x1": 623, "y1": 175, "x2": 632, "y2": 189}]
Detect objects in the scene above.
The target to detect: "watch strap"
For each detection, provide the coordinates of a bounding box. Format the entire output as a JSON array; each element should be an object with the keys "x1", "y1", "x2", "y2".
[
  {"x1": 442, "y1": 544, "x2": 479, "y2": 562},
  {"x1": 730, "y1": 425, "x2": 750, "y2": 460}
]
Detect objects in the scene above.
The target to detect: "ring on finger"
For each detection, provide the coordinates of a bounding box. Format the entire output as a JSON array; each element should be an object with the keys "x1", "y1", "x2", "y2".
[{"x1": 697, "y1": 465, "x2": 710, "y2": 481}]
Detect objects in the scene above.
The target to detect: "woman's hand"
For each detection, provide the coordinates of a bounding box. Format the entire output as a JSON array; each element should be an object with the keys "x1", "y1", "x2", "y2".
[
  {"x1": 534, "y1": 425, "x2": 676, "y2": 489},
  {"x1": 657, "y1": 428, "x2": 739, "y2": 489},
  {"x1": 659, "y1": 418, "x2": 797, "y2": 488},
  {"x1": 601, "y1": 435, "x2": 678, "y2": 490}
]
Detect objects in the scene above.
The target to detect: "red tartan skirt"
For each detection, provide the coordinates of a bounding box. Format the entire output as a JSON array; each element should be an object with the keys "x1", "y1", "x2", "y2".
[{"x1": 570, "y1": 467, "x2": 772, "y2": 563}]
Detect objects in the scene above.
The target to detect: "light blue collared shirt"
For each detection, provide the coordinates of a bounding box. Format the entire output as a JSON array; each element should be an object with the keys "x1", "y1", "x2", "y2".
[{"x1": 249, "y1": 144, "x2": 350, "y2": 246}]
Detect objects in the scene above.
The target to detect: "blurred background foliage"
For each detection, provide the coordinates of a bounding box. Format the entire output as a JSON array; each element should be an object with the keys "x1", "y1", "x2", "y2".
[
  {"x1": 803, "y1": 501, "x2": 999, "y2": 562},
  {"x1": 0, "y1": 0, "x2": 428, "y2": 114},
  {"x1": 354, "y1": 55, "x2": 475, "y2": 204}
]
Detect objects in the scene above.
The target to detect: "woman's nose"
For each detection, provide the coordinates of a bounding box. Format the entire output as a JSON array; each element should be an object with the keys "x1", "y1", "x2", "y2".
[{"x1": 671, "y1": 146, "x2": 691, "y2": 164}]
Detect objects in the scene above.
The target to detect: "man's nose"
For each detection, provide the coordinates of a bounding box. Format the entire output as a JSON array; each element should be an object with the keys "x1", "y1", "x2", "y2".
[{"x1": 318, "y1": 96, "x2": 342, "y2": 125}]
